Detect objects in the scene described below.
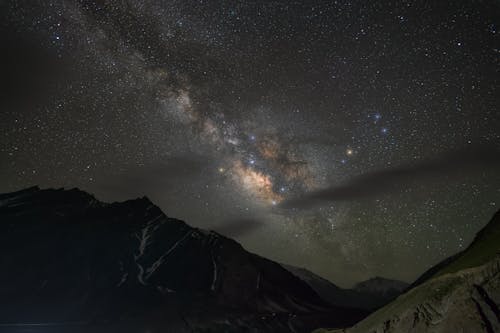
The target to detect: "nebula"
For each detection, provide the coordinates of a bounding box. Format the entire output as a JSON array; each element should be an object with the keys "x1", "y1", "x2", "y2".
[{"x1": 231, "y1": 160, "x2": 282, "y2": 205}]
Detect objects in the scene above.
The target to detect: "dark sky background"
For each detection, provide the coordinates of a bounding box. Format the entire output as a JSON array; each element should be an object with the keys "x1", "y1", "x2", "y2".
[{"x1": 1, "y1": 0, "x2": 499, "y2": 287}]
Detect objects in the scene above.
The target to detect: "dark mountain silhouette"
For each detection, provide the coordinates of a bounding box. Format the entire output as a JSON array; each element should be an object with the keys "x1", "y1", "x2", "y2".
[
  {"x1": 0, "y1": 186, "x2": 367, "y2": 333},
  {"x1": 353, "y1": 277, "x2": 408, "y2": 295},
  {"x1": 284, "y1": 266, "x2": 408, "y2": 311}
]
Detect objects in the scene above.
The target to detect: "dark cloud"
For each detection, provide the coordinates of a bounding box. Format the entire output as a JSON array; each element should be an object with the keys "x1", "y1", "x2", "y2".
[
  {"x1": 282, "y1": 145, "x2": 500, "y2": 209},
  {"x1": 211, "y1": 218, "x2": 265, "y2": 238}
]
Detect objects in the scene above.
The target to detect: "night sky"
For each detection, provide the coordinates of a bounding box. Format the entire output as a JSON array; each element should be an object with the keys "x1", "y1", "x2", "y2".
[{"x1": 1, "y1": 0, "x2": 499, "y2": 287}]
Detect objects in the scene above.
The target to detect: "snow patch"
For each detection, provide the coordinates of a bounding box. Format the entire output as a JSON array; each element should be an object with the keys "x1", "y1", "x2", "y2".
[
  {"x1": 117, "y1": 273, "x2": 128, "y2": 287},
  {"x1": 211, "y1": 252, "x2": 218, "y2": 291},
  {"x1": 144, "y1": 231, "x2": 193, "y2": 280},
  {"x1": 137, "y1": 264, "x2": 146, "y2": 285}
]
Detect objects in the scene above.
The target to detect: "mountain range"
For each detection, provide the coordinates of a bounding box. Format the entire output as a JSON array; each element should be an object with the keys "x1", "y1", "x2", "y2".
[
  {"x1": 0, "y1": 186, "x2": 370, "y2": 333},
  {"x1": 284, "y1": 266, "x2": 408, "y2": 311},
  {"x1": 2, "y1": 186, "x2": 498, "y2": 333}
]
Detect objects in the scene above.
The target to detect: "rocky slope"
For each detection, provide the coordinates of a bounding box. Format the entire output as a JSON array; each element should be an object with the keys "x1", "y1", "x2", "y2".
[
  {"x1": 0, "y1": 186, "x2": 367, "y2": 333},
  {"x1": 314, "y1": 210, "x2": 500, "y2": 333},
  {"x1": 284, "y1": 265, "x2": 408, "y2": 310}
]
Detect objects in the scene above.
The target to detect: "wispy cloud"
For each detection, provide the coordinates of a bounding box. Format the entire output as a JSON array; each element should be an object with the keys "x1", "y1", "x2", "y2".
[{"x1": 281, "y1": 145, "x2": 500, "y2": 209}]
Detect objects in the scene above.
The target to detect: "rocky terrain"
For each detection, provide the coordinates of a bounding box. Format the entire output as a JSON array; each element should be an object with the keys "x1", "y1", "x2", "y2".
[
  {"x1": 0, "y1": 186, "x2": 367, "y2": 333},
  {"x1": 314, "y1": 210, "x2": 500, "y2": 333}
]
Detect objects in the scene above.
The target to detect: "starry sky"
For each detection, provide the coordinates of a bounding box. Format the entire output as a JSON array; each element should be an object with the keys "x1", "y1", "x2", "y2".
[{"x1": 1, "y1": 0, "x2": 499, "y2": 287}]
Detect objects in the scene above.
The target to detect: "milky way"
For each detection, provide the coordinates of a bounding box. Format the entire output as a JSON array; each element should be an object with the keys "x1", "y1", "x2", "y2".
[{"x1": 1, "y1": 0, "x2": 499, "y2": 286}]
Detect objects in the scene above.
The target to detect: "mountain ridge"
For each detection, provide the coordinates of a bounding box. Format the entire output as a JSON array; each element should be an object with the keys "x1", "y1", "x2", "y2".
[
  {"x1": 284, "y1": 265, "x2": 408, "y2": 311},
  {"x1": 0, "y1": 186, "x2": 367, "y2": 333}
]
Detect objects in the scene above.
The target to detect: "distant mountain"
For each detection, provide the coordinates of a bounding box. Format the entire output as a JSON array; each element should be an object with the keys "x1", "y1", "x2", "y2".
[
  {"x1": 284, "y1": 266, "x2": 408, "y2": 310},
  {"x1": 314, "y1": 210, "x2": 500, "y2": 333},
  {"x1": 0, "y1": 186, "x2": 367, "y2": 333},
  {"x1": 353, "y1": 277, "x2": 408, "y2": 299}
]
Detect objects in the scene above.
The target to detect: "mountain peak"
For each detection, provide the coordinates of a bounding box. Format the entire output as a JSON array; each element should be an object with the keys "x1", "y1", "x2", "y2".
[
  {"x1": 0, "y1": 186, "x2": 366, "y2": 332},
  {"x1": 354, "y1": 277, "x2": 408, "y2": 291}
]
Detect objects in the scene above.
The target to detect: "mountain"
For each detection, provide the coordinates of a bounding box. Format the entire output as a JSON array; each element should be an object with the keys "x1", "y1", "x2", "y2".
[
  {"x1": 353, "y1": 277, "x2": 408, "y2": 296},
  {"x1": 0, "y1": 186, "x2": 367, "y2": 333},
  {"x1": 284, "y1": 266, "x2": 408, "y2": 310},
  {"x1": 314, "y1": 210, "x2": 500, "y2": 333}
]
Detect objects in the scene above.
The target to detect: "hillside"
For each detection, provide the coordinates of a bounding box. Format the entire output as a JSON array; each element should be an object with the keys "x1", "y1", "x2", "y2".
[
  {"x1": 314, "y1": 210, "x2": 500, "y2": 333},
  {"x1": 411, "y1": 210, "x2": 500, "y2": 287}
]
